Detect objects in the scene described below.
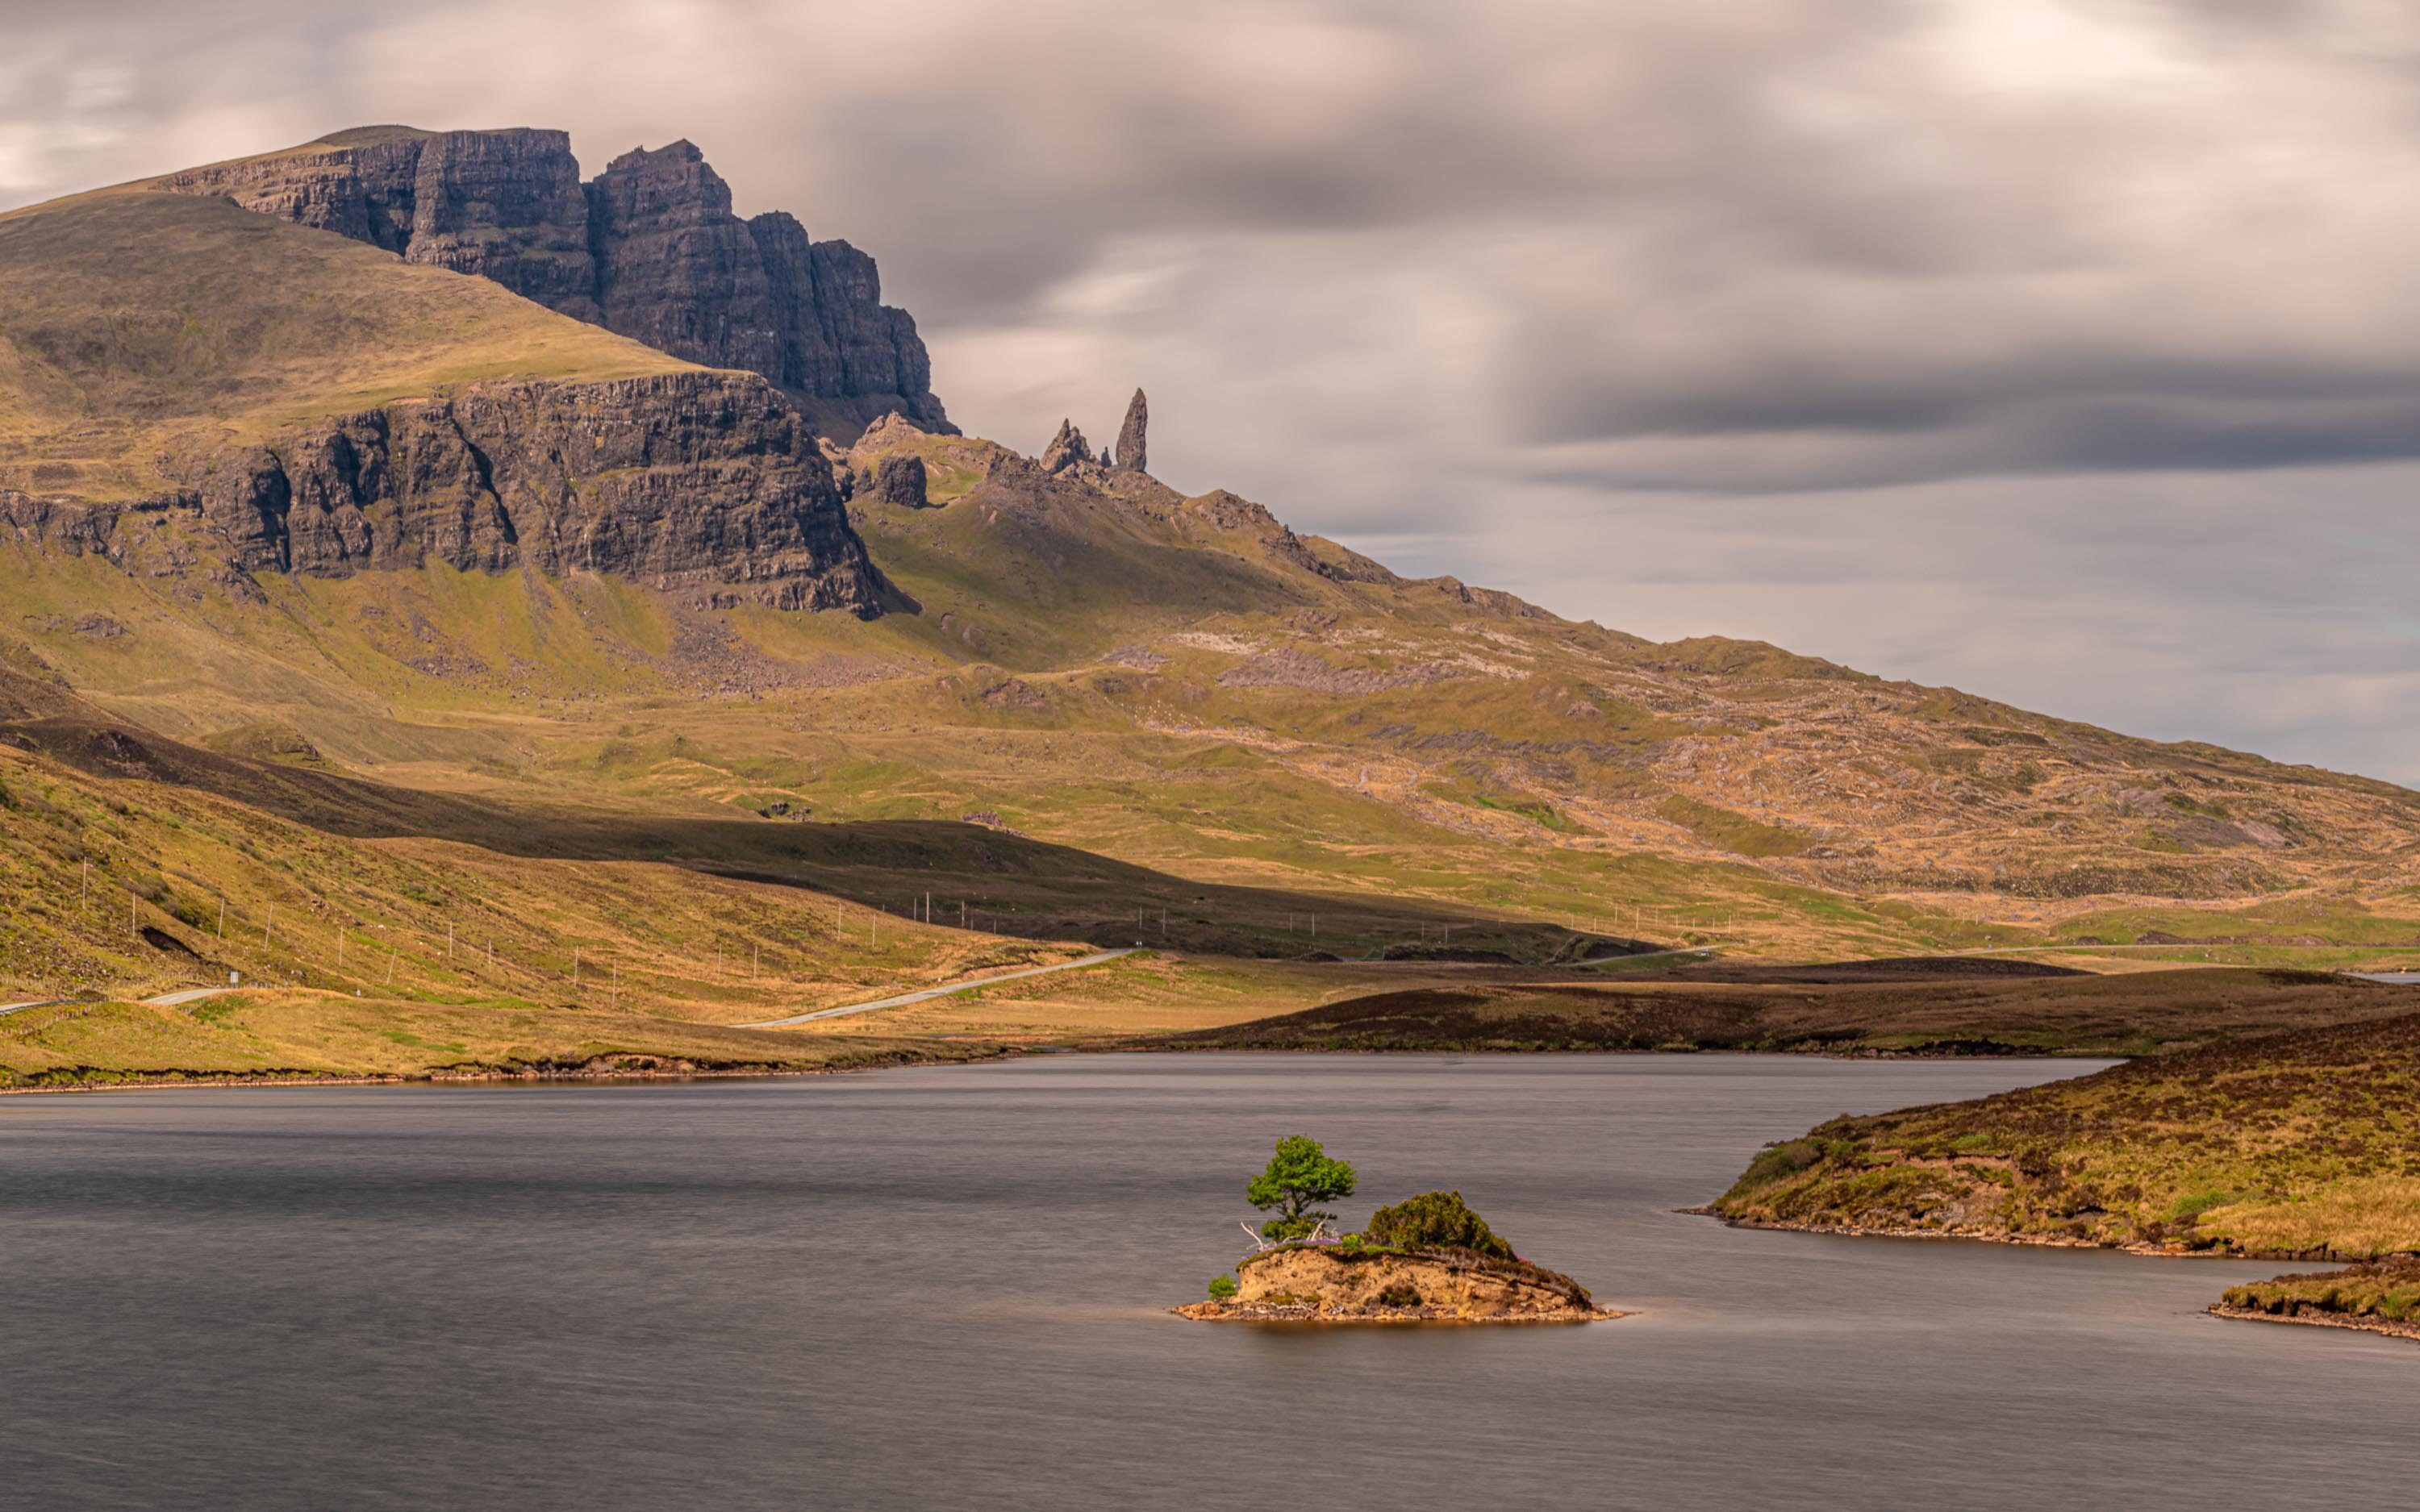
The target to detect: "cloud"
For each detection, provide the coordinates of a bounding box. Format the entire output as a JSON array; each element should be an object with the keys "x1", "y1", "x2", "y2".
[{"x1": 3, "y1": 0, "x2": 2418, "y2": 777}]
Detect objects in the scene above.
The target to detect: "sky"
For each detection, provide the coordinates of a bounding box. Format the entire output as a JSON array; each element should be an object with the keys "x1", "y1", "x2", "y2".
[{"x1": 6, "y1": 0, "x2": 2419, "y2": 781}]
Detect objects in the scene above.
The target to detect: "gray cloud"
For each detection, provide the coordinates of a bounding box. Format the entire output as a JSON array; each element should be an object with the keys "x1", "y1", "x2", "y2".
[{"x1": 4, "y1": 0, "x2": 2418, "y2": 777}]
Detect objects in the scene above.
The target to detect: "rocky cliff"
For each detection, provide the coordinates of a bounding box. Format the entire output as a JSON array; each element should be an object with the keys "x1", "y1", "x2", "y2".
[
  {"x1": 8, "y1": 372, "x2": 882, "y2": 615},
  {"x1": 160, "y1": 127, "x2": 949, "y2": 435}
]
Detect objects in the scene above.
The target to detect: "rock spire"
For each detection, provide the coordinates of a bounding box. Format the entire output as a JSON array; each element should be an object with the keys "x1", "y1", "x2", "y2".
[{"x1": 1112, "y1": 388, "x2": 1148, "y2": 473}]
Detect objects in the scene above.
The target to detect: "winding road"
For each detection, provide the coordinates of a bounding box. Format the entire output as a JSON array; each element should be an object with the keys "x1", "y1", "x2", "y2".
[
  {"x1": 738, "y1": 949, "x2": 1139, "y2": 1029},
  {"x1": 1, "y1": 986, "x2": 243, "y2": 1018}
]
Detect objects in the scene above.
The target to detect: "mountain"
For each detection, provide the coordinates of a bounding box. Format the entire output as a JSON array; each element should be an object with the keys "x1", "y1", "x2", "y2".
[
  {"x1": 3, "y1": 123, "x2": 2419, "y2": 1045},
  {"x1": 153, "y1": 126, "x2": 949, "y2": 437}
]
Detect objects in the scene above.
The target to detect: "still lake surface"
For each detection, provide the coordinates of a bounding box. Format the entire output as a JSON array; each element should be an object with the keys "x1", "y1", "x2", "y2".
[{"x1": 4, "y1": 1053, "x2": 2413, "y2": 1510}]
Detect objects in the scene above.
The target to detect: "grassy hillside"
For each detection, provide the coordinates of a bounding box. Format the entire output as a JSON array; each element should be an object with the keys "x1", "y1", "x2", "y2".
[
  {"x1": 0, "y1": 188, "x2": 686, "y2": 501},
  {"x1": 1712, "y1": 1010, "x2": 2420, "y2": 1259}
]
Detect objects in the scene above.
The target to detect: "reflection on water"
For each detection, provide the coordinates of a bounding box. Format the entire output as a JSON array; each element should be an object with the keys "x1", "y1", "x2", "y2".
[{"x1": 2, "y1": 1054, "x2": 2411, "y2": 1510}]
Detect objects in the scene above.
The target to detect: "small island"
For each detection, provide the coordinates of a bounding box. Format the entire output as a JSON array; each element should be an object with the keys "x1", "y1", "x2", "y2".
[{"x1": 1177, "y1": 1137, "x2": 1621, "y2": 1324}]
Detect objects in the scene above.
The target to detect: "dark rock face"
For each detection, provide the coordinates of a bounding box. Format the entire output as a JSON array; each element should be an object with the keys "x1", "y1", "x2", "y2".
[
  {"x1": 409, "y1": 130, "x2": 602, "y2": 320},
  {"x1": 1112, "y1": 388, "x2": 1148, "y2": 473},
  {"x1": 1041, "y1": 420, "x2": 1094, "y2": 473},
  {"x1": 188, "y1": 372, "x2": 881, "y2": 614},
  {"x1": 157, "y1": 130, "x2": 427, "y2": 249},
  {"x1": 586, "y1": 142, "x2": 782, "y2": 381},
  {"x1": 161, "y1": 128, "x2": 949, "y2": 434},
  {"x1": 868, "y1": 453, "x2": 929, "y2": 508}
]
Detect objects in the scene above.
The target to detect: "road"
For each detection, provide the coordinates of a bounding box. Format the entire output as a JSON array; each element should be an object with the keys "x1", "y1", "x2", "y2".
[
  {"x1": 738, "y1": 949, "x2": 1139, "y2": 1028},
  {"x1": 1, "y1": 986, "x2": 244, "y2": 1018}
]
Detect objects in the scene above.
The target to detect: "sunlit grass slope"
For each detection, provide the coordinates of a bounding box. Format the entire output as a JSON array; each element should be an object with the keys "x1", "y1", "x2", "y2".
[{"x1": 0, "y1": 188, "x2": 687, "y2": 500}]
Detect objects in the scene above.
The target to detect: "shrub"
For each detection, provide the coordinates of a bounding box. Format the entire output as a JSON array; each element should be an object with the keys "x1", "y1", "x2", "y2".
[
  {"x1": 1363, "y1": 1190, "x2": 1514, "y2": 1260},
  {"x1": 1376, "y1": 1283, "x2": 1424, "y2": 1308},
  {"x1": 1207, "y1": 1274, "x2": 1238, "y2": 1300},
  {"x1": 1742, "y1": 1139, "x2": 1822, "y2": 1185}
]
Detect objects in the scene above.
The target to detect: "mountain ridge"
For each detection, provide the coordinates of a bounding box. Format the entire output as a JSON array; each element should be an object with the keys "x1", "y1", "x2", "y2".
[{"x1": 151, "y1": 125, "x2": 949, "y2": 436}]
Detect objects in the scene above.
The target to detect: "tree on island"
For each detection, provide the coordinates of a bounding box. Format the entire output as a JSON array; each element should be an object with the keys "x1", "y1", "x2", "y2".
[{"x1": 1248, "y1": 1135, "x2": 1358, "y2": 1241}]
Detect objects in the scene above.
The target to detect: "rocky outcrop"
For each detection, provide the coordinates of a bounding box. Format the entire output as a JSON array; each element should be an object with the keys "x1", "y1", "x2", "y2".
[
  {"x1": 866, "y1": 453, "x2": 928, "y2": 508},
  {"x1": 185, "y1": 372, "x2": 880, "y2": 614},
  {"x1": 156, "y1": 127, "x2": 429, "y2": 250},
  {"x1": 749, "y1": 211, "x2": 941, "y2": 425},
  {"x1": 1041, "y1": 420, "x2": 1094, "y2": 473},
  {"x1": 1112, "y1": 388, "x2": 1148, "y2": 473},
  {"x1": 160, "y1": 128, "x2": 949, "y2": 433},
  {"x1": 1177, "y1": 1244, "x2": 1614, "y2": 1323}
]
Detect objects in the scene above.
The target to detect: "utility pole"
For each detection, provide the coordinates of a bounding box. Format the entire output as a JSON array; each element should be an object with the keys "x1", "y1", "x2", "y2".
[{"x1": 219, "y1": 898, "x2": 227, "y2": 938}]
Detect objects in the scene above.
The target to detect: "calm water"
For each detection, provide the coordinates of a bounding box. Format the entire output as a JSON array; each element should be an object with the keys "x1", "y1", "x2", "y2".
[{"x1": 4, "y1": 1054, "x2": 2413, "y2": 1510}]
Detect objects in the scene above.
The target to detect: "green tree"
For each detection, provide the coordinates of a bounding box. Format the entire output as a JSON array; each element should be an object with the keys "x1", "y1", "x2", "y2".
[{"x1": 1247, "y1": 1135, "x2": 1358, "y2": 1241}]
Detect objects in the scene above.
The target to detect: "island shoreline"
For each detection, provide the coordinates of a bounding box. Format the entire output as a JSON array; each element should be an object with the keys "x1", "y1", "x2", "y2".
[{"x1": 2208, "y1": 1305, "x2": 2420, "y2": 1346}]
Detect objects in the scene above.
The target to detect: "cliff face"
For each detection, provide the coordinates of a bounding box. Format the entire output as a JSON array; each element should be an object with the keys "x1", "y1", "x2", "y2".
[
  {"x1": 160, "y1": 128, "x2": 949, "y2": 434},
  {"x1": 586, "y1": 142, "x2": 783, "y2": 381},
  {"x1": 10, "y1": 372, "x2": 882, "y2": 615}
]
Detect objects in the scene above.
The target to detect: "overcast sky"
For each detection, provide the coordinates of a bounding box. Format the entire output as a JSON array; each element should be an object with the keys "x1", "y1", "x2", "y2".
[{"x1": 7, "y1": 0, "x2": 2418, "y2": 781}]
